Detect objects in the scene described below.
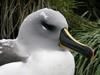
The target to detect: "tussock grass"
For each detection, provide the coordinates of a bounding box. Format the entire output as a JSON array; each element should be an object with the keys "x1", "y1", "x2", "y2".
[{"x1": 64, "y1": 12, "x2": 100, "y2": 75}]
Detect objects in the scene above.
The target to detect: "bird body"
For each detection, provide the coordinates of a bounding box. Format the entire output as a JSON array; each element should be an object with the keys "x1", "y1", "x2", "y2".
[{"x1": 0, "y1": 49, "x2": 74, "y2": 75}]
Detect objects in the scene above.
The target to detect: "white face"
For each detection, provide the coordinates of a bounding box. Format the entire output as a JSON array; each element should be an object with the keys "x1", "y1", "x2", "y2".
[
  {"x1": 17, "y1": 8, "x2": 68, "y2": 49},
  {"x1": 36, "y1": 9, "x2": 68, "y2": 42}
]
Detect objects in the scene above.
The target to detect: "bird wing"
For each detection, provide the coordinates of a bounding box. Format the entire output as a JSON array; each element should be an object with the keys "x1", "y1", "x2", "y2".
[{"x1": 0, "y1": 39, "x2": 25, "y2": 66}]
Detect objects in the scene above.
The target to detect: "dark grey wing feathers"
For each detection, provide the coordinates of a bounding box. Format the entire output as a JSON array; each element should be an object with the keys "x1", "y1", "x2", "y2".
[{"x1": 0, "y1": 39, "x2": 25, "y2": 66}]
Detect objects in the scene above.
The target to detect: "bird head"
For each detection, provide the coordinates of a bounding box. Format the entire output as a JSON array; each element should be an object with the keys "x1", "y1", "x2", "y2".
[{"x1": 17, "y1": 8, "x2": 94, "y2": 58}]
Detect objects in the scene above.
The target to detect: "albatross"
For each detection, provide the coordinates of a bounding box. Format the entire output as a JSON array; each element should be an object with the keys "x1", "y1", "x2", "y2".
[{"x1": 0, "y1": 8, "x2": 94, "y2": 75}]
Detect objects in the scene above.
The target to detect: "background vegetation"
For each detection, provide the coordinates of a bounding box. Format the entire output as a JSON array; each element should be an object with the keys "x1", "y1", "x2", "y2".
[{"x1": 0, "y1": 0, "x2": 100, "y2": 75}]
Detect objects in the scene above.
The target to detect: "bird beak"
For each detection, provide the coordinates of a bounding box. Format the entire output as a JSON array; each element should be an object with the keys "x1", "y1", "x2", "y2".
[{"x1": 59, "y1": 27, "x2": 94, "y2": 58}]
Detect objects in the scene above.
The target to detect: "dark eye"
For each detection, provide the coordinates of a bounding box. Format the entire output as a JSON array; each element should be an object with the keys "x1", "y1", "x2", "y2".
[{"x1": 41, "y1": 21, "x2": 56, "y2": 31}]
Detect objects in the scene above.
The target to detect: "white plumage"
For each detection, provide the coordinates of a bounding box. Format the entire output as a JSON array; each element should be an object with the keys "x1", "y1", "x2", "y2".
[{"x1": 0, "y1": 8, "x2": 83, "y2": 75}]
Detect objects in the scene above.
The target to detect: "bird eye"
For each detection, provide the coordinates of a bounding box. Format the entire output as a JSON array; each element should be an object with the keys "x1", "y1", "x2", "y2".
[{"x1": 41, "y1": 21, "x2": 56, "y2": 31}]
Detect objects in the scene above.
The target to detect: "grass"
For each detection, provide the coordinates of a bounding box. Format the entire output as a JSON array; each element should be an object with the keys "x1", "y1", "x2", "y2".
[
  {"x1": 71, "y1": 19, "x2": 100, "y2": 75},
  {"x1": 63, "y1": 12, "x2": 100, "y2": 75},
  {"x1": 0, "y1": 0, "x2": 100, "y2": 75}
]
